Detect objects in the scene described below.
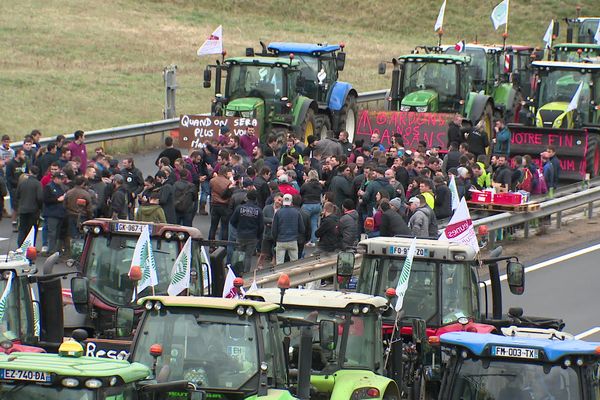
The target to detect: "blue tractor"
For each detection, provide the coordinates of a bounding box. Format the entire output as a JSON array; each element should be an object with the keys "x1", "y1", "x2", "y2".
[
  {"x1": 265, "y1": 42, "x2": 358, "y2": 141},
  {"x1": 438, "y1": 329, "x2": 600, "y2": 399}
]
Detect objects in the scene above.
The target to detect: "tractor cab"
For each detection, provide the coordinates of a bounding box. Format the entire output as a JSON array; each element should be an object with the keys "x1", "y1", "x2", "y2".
[
  {"x1": 444, "y1": 44, "x2": 501, "y2": 94},
  {"x1": 247, "y1": 288, "x2": 400, "y2": 400},
  {"x1": 130, "y1": 296, "x2": 294, "y2": 400},
  {"x1": 529, "y1": 61, "x2": 600, "y2": 129},
  {"x1": 438, "y1": 330, "x2": 600, "y2": 400},
  {"x1": 566, "y1": 16, "x2": 600, "y2": 44},
  {"x1": 68, "y1": 219, "x2": 225, "y2": 339}
]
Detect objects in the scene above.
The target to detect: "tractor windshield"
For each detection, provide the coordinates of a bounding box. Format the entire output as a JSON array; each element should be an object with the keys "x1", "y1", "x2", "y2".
[
  {"x1": 357, "y1": 256, "x2": 479, "y2": 326},
  {"x1": 538, "y1": 69, "x2": 591, "y2": 120},
  {"x1": 448, "y1": 358, "x2": 584, "y2": 400},
  {"x1": 0, "y1": 273, "x2": 34, "y2": 343},
  {"x1": 281, "y1": 309, "x2": 381, "y2": 374},
  {"x1": 83, "y1": 235, "x2": 180, "y2": 306},
  {"x1": 402, "y1": 61, "x2": 459, "y2": 110},
  {"x1": 446, "y1": 48, "x2": 487, "y2": 90},
  {"x1": 132, "y1": 308, "x2": 263, "y2": 392},
  {"x1": 226, "y1": 64, "x2": 285, "y2": 101}
]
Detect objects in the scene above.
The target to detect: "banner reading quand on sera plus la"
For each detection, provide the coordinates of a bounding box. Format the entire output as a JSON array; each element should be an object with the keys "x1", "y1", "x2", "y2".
[{"x1": 178, "y1": 115, "x2": 261, "y2": 150}]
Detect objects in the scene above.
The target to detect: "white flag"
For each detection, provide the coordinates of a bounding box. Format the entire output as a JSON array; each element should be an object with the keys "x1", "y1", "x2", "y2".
[
  {"x1": 439, "y1": 197, "x2": 479, "y2": 253},
  {"x1": 543, "y1": 20, "x2": 554, "y2": 49},
  {"x1": 566, "y1": 81, "x2": 584, "y2": 113},
  {"x1": 18, "y1": 226, "x2": 36, "y2": 253},
  {"x1": 197, "y1": 25, "x2": 223, "y2": 56},
  {"x1": 222, "y1": 266, "x2": 245, "y2": 299},
  {"x1": 395, "y1": 238, "x2": 417, "y2": 312},
  {"x1": 490, "y1": 0, "x2": 508, "y2": 30},
  {"x1": 449, "y1": 175, "x2": 460, "y2": 211},
  {"x1": 249, "y1": 280, "x2": 258, "y2": 292},
  {"x1": 201, "y1": 246, "x2": 212, "y2": 294},
  {"x1": 595, "y1": 22, "x2": 600, "y2": 45},
  {"x1": 434, "y1": 0, "x2": 446, "y2": 32},
  {"x1": 167, "y1": 237, "x2": 192, "y2": 296},
  {"x1": 130, "y1": 225, "x2": 158, "y2": 300},
  {"x1": 0, "y1": 272, "x2": 14, "y2": 324}
]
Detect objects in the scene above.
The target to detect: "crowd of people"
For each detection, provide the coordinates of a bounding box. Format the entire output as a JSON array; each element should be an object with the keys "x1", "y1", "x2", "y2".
[{"x1": 0, "y1": 116, "x2": 561, "y2": 274}]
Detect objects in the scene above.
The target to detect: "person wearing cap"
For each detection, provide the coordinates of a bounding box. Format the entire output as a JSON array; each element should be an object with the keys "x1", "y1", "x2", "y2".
[
  {"x1": 405, "y1": 196, "x2": 420, "y2": 223},
  {"x1": 541, "y1": 152, "x2": 555, "y2": 197},
  {"x1": 339, "y1": 199, "x2": 359, "y2": 250},
  {"x1": 43, "y1": 170, "x2": 67, "y2": 254},
  {"x1": 277, "y1": 172, "x2": 299, "y2": 196},
  {"x1": 271, "y1": 193, "x2": 305, "y2": 265},
  {"x1": 110, "y1": 174, "x2": 129, "y2": 220},
  {"x1": 64, "y1": 175, "x2": 93, "y2": 241},
  {"x1": 380, "y1": 197, "x2": 410, "y2": 237},
  {"x1": 135, "y1": 192, "x2": 167, "y2": 224},
  {"x1": 230, "y1": 189, "x2": 263, "y2": 274},
  {"x1": 408, "y1": 195, "x2": 436, "y2": 238}
]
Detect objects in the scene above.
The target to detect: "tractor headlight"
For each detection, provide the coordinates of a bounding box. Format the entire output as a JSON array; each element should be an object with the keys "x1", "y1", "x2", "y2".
[
  {"x1": 62, "y1": 378, "x2": 79, "y2": 388},
  {"x1": 240, "y1": 110, "x2": 254, "y2": 118},
  {"x1": 400, "y1": 105, "x2": 411, "y2": 112},
  {"x1": 85, "y1": 379, "x2": 103, "y2": 389},
  {"x1": 416, "y1": 106, "x2": 428, "y2": 113},
  {"x1": 144, "y1": 301, "x2": 154, "y2": 311},
  {"x1": 225, "y1": 110, "x2": 236, "y2": 117}
]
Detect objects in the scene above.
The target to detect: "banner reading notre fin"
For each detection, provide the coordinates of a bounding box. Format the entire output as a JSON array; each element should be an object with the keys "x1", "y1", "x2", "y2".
[{"x1": 178, "y1": 115, "x2": 261, "y2": 150}]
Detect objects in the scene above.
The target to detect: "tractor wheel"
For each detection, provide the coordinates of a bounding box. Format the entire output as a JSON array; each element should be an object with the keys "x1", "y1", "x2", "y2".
[
  {"x1": 271, "y1": 127, "x2": 289, "y2": 147},
  {"x1": 586, "y1": 133, "x2": 600, "y2": 178},
  {"x1": 338, "y1": 95, "x2": 358, "y2": 142},
  {"x1": 300, "y1": 108, "x2": 316, "y2": 144},
  {"x1": 315, "y1": 114, "x2": 332, "y2": 140},
  {"x1": 480, "y1": 102, "x2": 494, "y2": 154}
]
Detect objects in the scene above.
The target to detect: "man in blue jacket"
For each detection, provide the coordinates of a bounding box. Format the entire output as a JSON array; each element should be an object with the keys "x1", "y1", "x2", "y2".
[
  {"x1": 492, "y1": 119, "x2": 511, "y2": 156},
  {"x1": 230, "y1": 190, "x2": 263, "y2": 274},
  {"x1": 271, "y1": 193, "x2": 305, "y2": 265}
]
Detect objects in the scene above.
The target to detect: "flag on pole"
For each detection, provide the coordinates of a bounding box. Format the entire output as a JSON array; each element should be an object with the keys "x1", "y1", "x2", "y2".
[
  {"x1": 222, "y1": 266, "x2": 245, "y2": 299},
  {"x1": 490, "y1": 0, "x2": 509, "y2": 30},
  {"x1": 394, "y1": 238, "x2": 417, "y2": 312},
  {"x1": 129, "y1": 225, "x2": 158, "y2": 301},
  {"x1": 201, "y1": 246, "x2": 212, "y2": 293},
  {"x1": 454, "y1": 40, "x2": 466, "y2": 52},
  {"x1": 167, "y1": 237, "x2": 192, "y2": 296},
  {"x1": 0, "y1": 272, "x2": 14, "y2": 324},
  {"x1": 439, "y1": 197, "x2": 479, "y2": 253},
  {"x1": 449, "y1": 175, "x2": 460, "y2": 211},
  {"x1": 18, "y1": 226, "x2": 36, "y2": 253},
  {"x1": 197, "y1": 25, "x2": 223, "y2": 56},
  {"x1": 434, "y1": 0, "x2": 446, "y2": 32},
  {"x1": 566, "y1": 81, "x2": 584, "y2": 113},
  {"x1": 595, "y1": 22, "x2": 600, "y2": 45},
  {"x1": 543, "y1": 20, "x2": 554, "y2": 49}
]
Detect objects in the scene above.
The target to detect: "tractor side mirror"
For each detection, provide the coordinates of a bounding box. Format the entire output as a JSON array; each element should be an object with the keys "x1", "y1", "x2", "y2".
[
  {"x1": 246, "y1": 47, "x2": 255, "y2": 57},
  {"x1": 507, "y1": 261, "x2": 525, "y2": 295},
  {"x1": 566, "y1": 26, "x2": 573, "y2": 43},
  {"x1": 319, "y1": 320, "x2": 338, "y2": 351},
  {"x1": 378, "y1": 62, "x2": 387, "y2": 75},
  {"x1": 336, "y1": 52, "x2": 346, "y2": 71},
  {"x1": 553, "y1": 21, "x2": 560, "y2": 38},
  {"x1": 116, "y1": 307, "x2": 135, "y2": 338},
  {"x1": 71, "y1": 277, "x2": 89, "y2": 312},
  {"x1": 412, "y1": 318, "x2": 427, "y2": 344},
  {"x1": 203, "y1": 69, "x2": 212, "y2": 88},
  {"x1": 336, "y1": 252, "x2": 355, "y2": 277}
]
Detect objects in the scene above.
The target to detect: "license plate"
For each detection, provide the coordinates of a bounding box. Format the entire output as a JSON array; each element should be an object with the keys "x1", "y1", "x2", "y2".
[
  {"x1": 113, "y1": 222, "x2": 150, "y2": 234},
  {"x1": 0, "y1": 369, "x2": 51, "y2": 383},
  {"x1": 389, "y1": 246, "x2": 429, "y2": 257},
  {"x1": 492, "y1": 346, "x2": 539, "y2": 359}
]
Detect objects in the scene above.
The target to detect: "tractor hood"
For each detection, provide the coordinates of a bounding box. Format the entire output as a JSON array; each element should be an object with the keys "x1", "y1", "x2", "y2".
[
  {"x1": 226, "y1": 97, "x2": 264, "y2": 113},
  {"x1": 401, "y1": 89, "x2": 438, "y2": 111},
  {"x1": 311, "y1": 370, "x2": 396, "y2": 399},
  {"x1": 536, "y1": 101, "x2": 572, "y2": 129}
]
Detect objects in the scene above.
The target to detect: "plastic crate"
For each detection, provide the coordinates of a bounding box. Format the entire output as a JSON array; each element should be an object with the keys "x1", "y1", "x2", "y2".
[
  {"x1": 493, "y1": 192, "x2": 522, "y2": 205},
  {"x1": 471, "y1": 191, "x2": 493, "y2": 203}
]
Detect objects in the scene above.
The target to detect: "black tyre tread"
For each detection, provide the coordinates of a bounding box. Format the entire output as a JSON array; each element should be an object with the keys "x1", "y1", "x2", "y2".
[
  {"x1": 315, "y1": 114, "x2": 332, "y2": 139},
  {"x1": 586, "y1": 133, "x2": 600, "y2": 177}
]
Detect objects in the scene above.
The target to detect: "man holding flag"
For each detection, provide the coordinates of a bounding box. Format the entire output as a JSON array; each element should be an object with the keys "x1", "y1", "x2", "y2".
[{"x1": 129, "y1": 225, "x2": 158, "y2": 301}]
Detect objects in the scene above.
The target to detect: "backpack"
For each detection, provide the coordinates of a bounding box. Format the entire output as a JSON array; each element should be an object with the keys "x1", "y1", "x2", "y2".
[
  {"x1": 517, "y1": 168, "x2": 533, "y2": 193},
  {"x1": 532, "y1": 169, "x2": 548, "y2": 195},
  {"x1": 174, "y1": 182, "x2": 194, "y2": 213}
]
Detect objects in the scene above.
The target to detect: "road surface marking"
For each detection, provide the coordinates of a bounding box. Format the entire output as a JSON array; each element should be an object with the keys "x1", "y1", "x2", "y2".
[
  {"x1": 483, "y1": 242, "x2": 600, "y2": 286},
  {"x1": 575, "y1": 327, "x2": 600, "y2": 340},
  {"x1": 0, "y1": 238, "x2": 8, "y2": 242}
]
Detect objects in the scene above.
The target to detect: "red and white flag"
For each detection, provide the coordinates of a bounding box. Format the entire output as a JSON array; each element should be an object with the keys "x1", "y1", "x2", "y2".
[
  {"x1": 454, "y1": 40, "x2": 466, "y2": 52},
  {"x1": 197, "y1": 25, "x2": 223, "y2": 56},
  {"x1": 222, "y1": 266, "x2": 245, "y2": 299},
  {"x1": 439, "y1": 197, "x2": 479, "y2": 253}
]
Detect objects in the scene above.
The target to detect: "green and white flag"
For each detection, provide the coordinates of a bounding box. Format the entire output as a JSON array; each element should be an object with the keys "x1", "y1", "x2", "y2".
[
  {"x1": 0, "y1": 272, "x2": 14, "y2": 324},
  {"x1": 18, "y1": 226, "x2": 36, "y2": 253},
  {"x1": 394, "y1": 237, "x2": 417, "y2": 311},
  {"x1": 201, "y1": 246, "x2": 212, "y2": 293},
  {"x1": 130, "y1": 225, "x2": 158, "y2": 301},
  {"x1": 490, "y1": 0, "x2": 508, "y2": 30},
  {"x1": 168, "y1": 237, "x2": 192, "y2": 296},
  {"x1": 30, "y1": 288, "x2": 40, "y2": 337}
]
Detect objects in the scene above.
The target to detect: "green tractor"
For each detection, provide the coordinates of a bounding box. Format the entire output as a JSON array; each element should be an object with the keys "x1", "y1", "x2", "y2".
[
  {"x1": 246, "y1": 288, "x2": 401, "y2": 400},
  {"x1": 203, "y1": 42, "x2": 356, "y2": 143},
  {"x1": 378, "y1": 53, "x2": 494, "y2": 146}
]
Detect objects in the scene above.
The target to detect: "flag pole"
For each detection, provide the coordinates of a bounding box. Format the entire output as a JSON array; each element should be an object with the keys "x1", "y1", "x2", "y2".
[
  {"x1": 502, "y1": 0, "x2": 510, "y2": 49},
  {"x1": 384, "y1": 309, "x2": 404, "y2": 369},
  {"x1": 437, "y1": 29, "x2": 443, "y2": 47}
]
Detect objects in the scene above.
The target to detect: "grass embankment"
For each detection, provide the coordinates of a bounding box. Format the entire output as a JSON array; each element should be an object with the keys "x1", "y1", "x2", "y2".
[{"x1": 0, "y1": 0, "x2": 597, "y2": 151}]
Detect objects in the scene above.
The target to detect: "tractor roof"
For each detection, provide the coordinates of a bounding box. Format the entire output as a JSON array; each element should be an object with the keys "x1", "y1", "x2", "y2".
[
  {"x1": 441, "y1": 332, "x2": 600, "y2": 362},
  {"x1": 225, "y1": 56, "x2": 299, "y2": 68},
  {"x1": 358, "y1": 236, "x2": 478, "y2": 261},
  {"x1": 0, "y1": 254, "x2": 36, "y2": 276},
  {"x1": 84, "y1": 218, "x2": 204, "y2": 239},
  {"x1": 246, "y1": 288, "x2": 387, "y2": 309},
  {"x1": 553, "y1": 43, "x2": 600, "y2": 50},
  {"x1": 267, "y1": 42, "x2": 340, "y2": 55},
  {"x1": 0, "y1": 352, "x2": 150, "y2": 382},
  {"x1": 532, "y1": 61, "x2": 600, "y2": 70},
  {"x1": 399, "y1": 53, "x2": 470, "y2": 64},
  {"x1": 138, "y1": 295, "x2": 280, "y2": 313}
]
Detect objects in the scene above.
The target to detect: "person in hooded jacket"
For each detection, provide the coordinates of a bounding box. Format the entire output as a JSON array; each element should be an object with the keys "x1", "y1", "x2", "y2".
[
  {"x1": 315, "y1": 201, "x2": 340, "y2": 253},
  {"x1": 135, "y1": 193, "x2": 166, "y2": 223},
  {"x1": 338, "y1": 199, "x2": 359, "y2": 250},
  {"x1": 380, "y1": 198, "x2": 411, "y2": 237},
  {"x1": 433, "y1": 176, "x2": 452, "y2": 219},
  {"x1": 155, "y1": 170, "x2": 177, "y2": 224},
  {"x1": 409, "y1": 195, "x2": 435, "y2": 238}
]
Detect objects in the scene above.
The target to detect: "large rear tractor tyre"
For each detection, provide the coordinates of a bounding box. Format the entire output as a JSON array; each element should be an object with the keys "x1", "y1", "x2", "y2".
[
  {"x1": 315, "y1": 115, "x2": 332, "y2": 140},
  {"x1": 586, "y1": 133, "x2": 600, "y2": 178},
  {"x1": 339, "y1": 95, "x2": 358, "y2": 142},
  {"x1": 271, "y1": 127, "x2": 289, "y2": 147},
  {"x1": 300, "y1": 108, "x2": 316, "y2": 144}
]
